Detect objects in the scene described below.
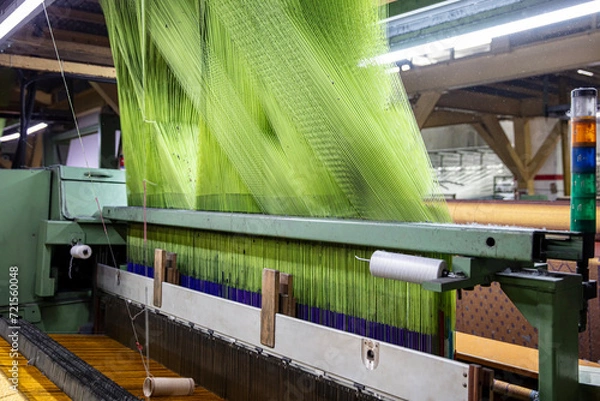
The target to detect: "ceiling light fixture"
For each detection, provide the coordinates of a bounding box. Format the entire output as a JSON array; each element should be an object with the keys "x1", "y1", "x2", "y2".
[
  {"x1": 577, "y1": 69, "x2": 594, "y2": 77},
  {"x1": 376, "y1": 0, "x2": 600, "y2": 65},
  {"x1": 0, "y1": 122, "x2": 48, "y2": 143},
  {"x1": 0, "y1": 0, "x2": 54, "y2": 41}
]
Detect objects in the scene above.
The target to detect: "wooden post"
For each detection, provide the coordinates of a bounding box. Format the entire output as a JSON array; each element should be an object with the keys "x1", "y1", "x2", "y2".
[
  {"x1": 153, "y1": 249, "x2": 166, "y2": 307},
  {"x1": 260, "y1": 269, "x2": 279, "y2": 348}
]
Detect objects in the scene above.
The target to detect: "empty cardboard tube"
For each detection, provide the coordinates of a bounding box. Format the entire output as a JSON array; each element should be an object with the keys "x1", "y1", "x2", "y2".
[{"x1": 143, "y1": 377, "x2": 195, "y2": 397}]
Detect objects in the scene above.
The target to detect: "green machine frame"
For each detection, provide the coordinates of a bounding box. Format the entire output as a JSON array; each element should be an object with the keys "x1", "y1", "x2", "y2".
[
  {"x1": 103, "y1": 206, "x2": 598, "y2": 401},
  {"x1": 0, "y1": 166, "x2": 126, "y2": 333}
]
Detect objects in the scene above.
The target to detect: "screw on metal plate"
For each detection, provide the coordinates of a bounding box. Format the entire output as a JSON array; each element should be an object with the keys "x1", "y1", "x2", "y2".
[{"x1": 361, "y1": 339, "x2": 379, "y2": 370}]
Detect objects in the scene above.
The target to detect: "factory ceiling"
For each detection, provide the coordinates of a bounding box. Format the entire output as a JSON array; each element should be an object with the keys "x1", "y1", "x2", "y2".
[{"x1": 0, "y1": 0, "x2": 599, "y2": 173}]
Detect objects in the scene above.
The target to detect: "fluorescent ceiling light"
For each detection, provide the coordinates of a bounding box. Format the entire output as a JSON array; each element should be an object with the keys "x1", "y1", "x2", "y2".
[
  {"x1": 0, "y1": 122, "x2": 48, "y2": 143},
  {"x1": 376, "y1": 0, "x2": 600, "y2": 65},
  {"x1": 577, "y1": 69, "x2": 594, "y2": 77},
  {"x1": 0, "y1": 0, "x2": 46, "y2": 40}
]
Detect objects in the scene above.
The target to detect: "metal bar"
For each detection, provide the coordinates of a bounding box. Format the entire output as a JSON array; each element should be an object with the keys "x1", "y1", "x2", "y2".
[
  {"x1": 103, "y1": 206, "x2": 586, "y2": 262},
  {"x1": 97, "y1": 264, "x2": 471, "y2": 401},
  {"x1": 42, "y1": 220, "x2": 126, "y2": 245}
]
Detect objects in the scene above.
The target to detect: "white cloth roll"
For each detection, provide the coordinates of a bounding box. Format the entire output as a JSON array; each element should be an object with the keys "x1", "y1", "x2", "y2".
[
  {"x1": 369, "y1": 250, "x2": 445, "y2": 284},
  {"x1": 70, "y1": 244, "x2": 92, "y2": 259},
  {"x1": 143, "y1": 377, "x2": 195, "y2": 397}
]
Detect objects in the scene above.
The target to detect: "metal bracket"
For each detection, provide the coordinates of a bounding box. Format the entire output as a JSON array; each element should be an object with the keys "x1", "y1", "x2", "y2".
[
  {"x1": 361, "y1": 339, "x2": 380, "y2": 370},
  {"x1": 422, "y1": 256, "x2": 533, "y2": 292}
]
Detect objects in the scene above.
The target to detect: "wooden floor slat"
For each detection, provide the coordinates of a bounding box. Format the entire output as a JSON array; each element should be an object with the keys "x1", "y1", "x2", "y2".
[{"x1": 51, "y1": 334, "x2": 223, "y2": 400}]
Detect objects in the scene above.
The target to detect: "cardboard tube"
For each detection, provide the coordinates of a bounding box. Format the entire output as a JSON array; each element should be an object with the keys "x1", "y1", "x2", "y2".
[
  {"x1": 448, "y1": 200, "x2": 580, "y2": 230},
  {"x1": 143, "y1": 377, "x2": 195, "y2": 397}
]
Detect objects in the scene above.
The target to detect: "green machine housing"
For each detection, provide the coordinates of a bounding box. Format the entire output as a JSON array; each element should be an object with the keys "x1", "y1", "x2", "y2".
[{"x1": 0, "y1": 166, "x2": 126, "y2": 333}]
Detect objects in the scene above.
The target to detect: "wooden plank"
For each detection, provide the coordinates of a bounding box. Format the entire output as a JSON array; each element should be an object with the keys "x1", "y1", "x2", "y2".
[
  {"x1": 41, "y1": 27, "x2": 110, "y2": 48},
  {"x1": 89, "y1": 82, "x2": 119, "y2": 115},
  {"x1": 0, "y1": 54, "x2": 115, "y2": 79},
  {"x1": 438, "y1": 90, "x2": 522, "y2": 117},
  {"x1": 8, "y1": 35, "x2": 114, "y2": 66},
  {"x1": 456, "y1": 332, "x2": 600, "y2": 379},
  {"x1": 423, "y1": 110, "x2": 480, "y2": 128},
  {"x1": 166, "y1": 252, "x2": 178, "y2": 284},
  {"x1": 260, "y1": 268, "x2": 279, "y2": 348},
  {"x1": 47, "y1": 6, "x2": 105, "y2": 25},
  {"x1": 481, "y1": 368, "x2": 494, "y2": 400},
  {"x1": 153, "y1": 248, "x2": 166, "y2": 308},
  {"x1": 412, "y1": 91, "x2": 441, "y2": 129},
  {"x1": 279, "y1": 273, "x2": 295, "y2": 317},
  {"x1": 467, "y1": 364, "x2": 481, "y2": 401}
]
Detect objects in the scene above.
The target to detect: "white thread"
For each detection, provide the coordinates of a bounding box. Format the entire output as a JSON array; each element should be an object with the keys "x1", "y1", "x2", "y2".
[
  {"x1": 70, "y1": 244, "x2": 92, "y2": 259},
  {"x1": 368, "y1": 251, "x2": 445, "y2": 284}
]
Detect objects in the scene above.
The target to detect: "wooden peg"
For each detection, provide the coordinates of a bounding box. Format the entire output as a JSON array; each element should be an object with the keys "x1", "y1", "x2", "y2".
[
  {"x1": 153, "y1": 248, "x2": 166, "y2": 307},
  {"x1": 260, "y1": 268, "x2": 279, "y2": 348},
  {"x1": 279, "y1": 273, "x2": 296, "y2": 317}
]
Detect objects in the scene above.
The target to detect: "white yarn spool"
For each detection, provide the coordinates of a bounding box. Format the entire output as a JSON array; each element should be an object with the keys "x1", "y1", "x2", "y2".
[
  {"x1": 369, "y1": 251, "x2": 446, "y2": 284},
  {"x1": 70, "y1": 245, "x2": 92, "y2": 259},
  {"x1": 143, "y1": 377, "x2": 195, "y2": 397}
]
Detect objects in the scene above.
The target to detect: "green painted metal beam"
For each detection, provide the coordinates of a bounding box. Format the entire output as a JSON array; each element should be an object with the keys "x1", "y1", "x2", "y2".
[
  {"x1": 41, "y1": 220, "x2": 126, "y2": 245},
  {"x1": 497, "y1": 271, "x2": 582, "y2": 401},
  {"x1": 103, "y1": 206, "x2": 587, "y2": 262}
]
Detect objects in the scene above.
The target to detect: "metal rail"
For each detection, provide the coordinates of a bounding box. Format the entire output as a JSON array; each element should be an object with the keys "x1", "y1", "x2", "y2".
[{"x1": 103, "y1": 206, "x2": 587, "y2": 262}]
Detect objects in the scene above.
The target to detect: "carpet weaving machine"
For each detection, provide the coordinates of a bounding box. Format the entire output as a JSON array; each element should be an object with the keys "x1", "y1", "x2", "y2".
[{"x1": 1, "y1": 0, "x2": 600, "y2": 400}]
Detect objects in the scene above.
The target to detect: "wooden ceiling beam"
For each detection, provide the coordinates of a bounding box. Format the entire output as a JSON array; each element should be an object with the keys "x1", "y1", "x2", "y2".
[
  {"x1": 413, "y1": 90, "x2": 441, "y2": 129},
  {"x1": 422, "y1": 110, "x2": 480, "y2": 128},
  {"x1": 484, "y1": 82, "x2": 547, "y2": 98},
  {"x1": 47, "y1": 6, "x2": 105, "y2": 26},
  {"x1": 513, "y1": 118, "x2": 533, "y2": 193},
  {"x1": 472, "y1": 115, "x2": 528, "y2": 182},
  {"x1": 437, "y1": 90, "x2": 521, "y2": 116},
  {"x1": 401, "y1": 30, "x2": 600, "y2": 94},
  {"x1": 0, "y1": 54, "x2": 115, "y2": 80},
  {"x1": 41, "y1": 27, "x2": 110, "y2": 47},
  {"x1": 89, "y1": 82, "x2": 119, "y2": 115},
  {"x1": 8, "y1": 34, "x2": 114, "y2": 66},
  {"x1": 50, "y1": 88, "x2": 106, "y2": 116}
]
